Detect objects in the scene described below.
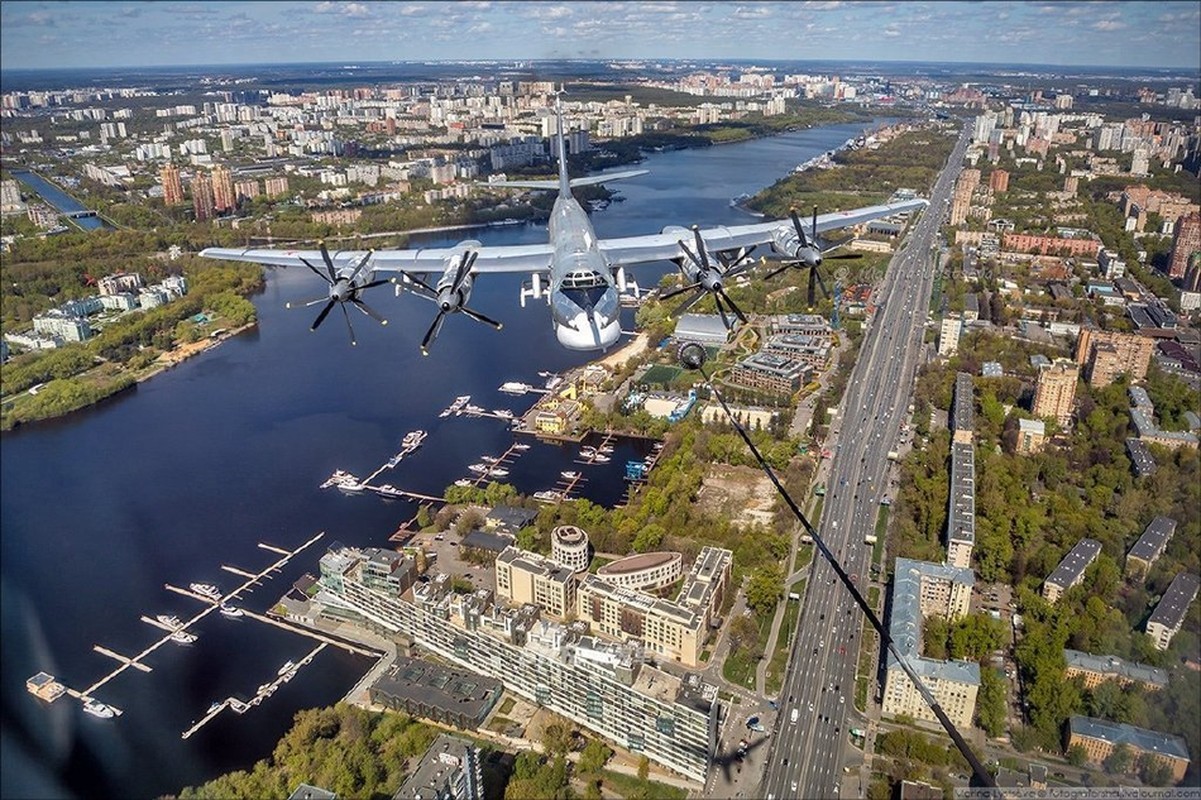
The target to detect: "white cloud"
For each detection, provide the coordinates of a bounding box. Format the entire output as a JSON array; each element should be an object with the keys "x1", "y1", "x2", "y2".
[
  {"x1": 314, "y1": 2, "x2": 371, "y2": 18},
  {"x1": 1092, "y1": 19, "x2": 1126, "y2": 31},
  {"x1": 543, "y1": 5, "x2": 572, "y2": 19}
]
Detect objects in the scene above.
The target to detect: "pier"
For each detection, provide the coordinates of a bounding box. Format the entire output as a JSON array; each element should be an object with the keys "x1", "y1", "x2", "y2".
[{"x1": 181, "y1": 642, "x2": 330, "y2": 739}]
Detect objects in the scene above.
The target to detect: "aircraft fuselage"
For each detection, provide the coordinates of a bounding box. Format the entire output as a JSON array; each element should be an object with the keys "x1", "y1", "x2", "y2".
[{"x1": 547, "y1": 194, "x2": 621, "y2": 351}]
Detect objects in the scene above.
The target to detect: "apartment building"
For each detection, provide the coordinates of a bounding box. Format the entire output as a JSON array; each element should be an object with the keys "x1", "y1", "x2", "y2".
[
  {"x1": 882, "y1": 559, "x2": 978, "y2": 728},
  {"x1": 394, "y1": 733, "x2": 485, "y2": 800},
  {"x1": 1145, "y1": 572, "x2": 1200, "y2": 651},
  {"x1": 314, "y1": 551, "x2": 720, "y2": 782},
  {"x1": 938, "y1": 316, "x2": 962, "y2": 357},
  {"x1": 1043, "y1": 538, "x2": 1102, "y2": 603},
  {"x1": 729, "y1": 352, "x2": 812, "y2": 394},
  {"x1": 762, "y1": 333, "x2": 831, "y2": 369},
  {"x1": 1075, "y1": 329, "x2": 1154, "y2": 387},
  {"x1": 951, "y1": 372, "x2": 975, "y2": 444},
  {"x1": 1017, "y1": 418, "x2": 1046, "y2": 454},
  {"x1": 1063, "y1": 650, "x2": 1168, "y2": 692},
  {"x1": 1033, "y1": 359, "x2": 1079, "y2": 426},
  {"x1": 1126, "y1": 516, "x2": 1177, "y2": 579},
  {"x1": 1068, "y1": 716, "x2": 1190, "y2": 782}
]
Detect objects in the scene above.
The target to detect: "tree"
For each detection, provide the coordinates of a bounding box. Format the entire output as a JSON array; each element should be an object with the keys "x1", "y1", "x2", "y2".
[
  {"x1": 1067, "y1": 744, "x2": 1088, "y2": 767},
  {"x1": 728, "y1": 614, "x2": 760, "y2": 652},
  {"x1": 744, "y1": 564, "x2": 785, "y2": 617},
  {"x1": 578, "y1": 738, "x2": 612, "y2": 774},
  {"x1": 541, "y1": 720, "x2": 572, "y2": 756},
  {"x1": 1103, "y1": 742, "x2": 1133, "y2": 775},
  {"x1": 976, "y1": 668, "x2": 1007, "y2": 738},
  {"x1": 637, "y1": 755, "x2": 650, "y2": 781},
  {"x1": 1137, "y1": 753, "x2": 1175, "y2": 787}
]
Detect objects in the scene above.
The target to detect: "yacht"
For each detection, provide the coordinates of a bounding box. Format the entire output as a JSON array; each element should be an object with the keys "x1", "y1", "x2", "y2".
[
  {"x1": 402, "y1": 430, "x2": 427, "y2": 449},
  {"x1": 499, "y1": 381, "x2": 531, "y2": 395},
  {"x1": 208, "y1": 701, "x2": 223, "y2": 714},
  {"x1": 170, "y1": 630, "x2": 197, "y2": 645},
  {"x1": 156, "y1": 614, "x2": 182, "y2": 628},
  {"x1": 580, "y1": 446, "x2": 597, "y2": 457},
  {"x1": 592, "y1": 454, "x2": 611, "y2": 464},
  {"x1": 454, "y1": 478, "x2": 472, "y2": 487},
  {"x1": 190, "y1": 583, "x2": 221, "y2": 599},
  {"x1": 480, "y1": 455, "x2": 499, "y2": 464},
  {"x1": 219, "y1": 604, "x2": 243, "y2": 618},
  {"x1": 533, "y1": 490, "x2": 562, "y2": 503},
  {"x1": 561, "y1": 471, "x2": 580, "y2": 480},
  {"x1": 487, "y1": 467, "x2": 509, "y2": 478},
  {"x1": 83, "y1": 699, "x2": 116, "y2": 719},
  {"x1": 278, "y1": 660, "x2": 295, "y2": 677},
  {"x1": 468, "y1": 463, "x2": 488, "y2": 474},
  {"x1": 598, "y1": 445, "x2": 614, "y2": 454},
  {"x1": 493, "y1": 409, "x2": 515, "y2": 419},
  {"x1": 512, "y1": 443, "x2": 531, "y2": 451}
]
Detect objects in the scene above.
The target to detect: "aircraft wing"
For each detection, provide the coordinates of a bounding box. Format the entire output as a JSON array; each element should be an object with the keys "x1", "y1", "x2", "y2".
[
  {"x1": 598, "y1": 198, "x2": 928, "y2": 267},
  {"x1": 200, "y1": 242, "x2": 554, "y2": 275}
]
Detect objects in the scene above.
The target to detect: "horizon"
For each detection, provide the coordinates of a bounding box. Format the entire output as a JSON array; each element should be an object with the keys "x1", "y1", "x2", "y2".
[{"x1": 2, "y1": 1, "x2": 1199, "y2": 73}]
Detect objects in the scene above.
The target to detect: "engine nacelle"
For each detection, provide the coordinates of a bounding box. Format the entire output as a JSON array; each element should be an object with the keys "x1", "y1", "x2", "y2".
[{"x1": 770, "y1": 225, "x2": 821, "y2": 267}]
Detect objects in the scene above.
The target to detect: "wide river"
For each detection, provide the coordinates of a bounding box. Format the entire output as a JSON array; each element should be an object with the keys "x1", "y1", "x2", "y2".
[{"x1": 1, "y1": 120, "x2": 884, "y2": 798}]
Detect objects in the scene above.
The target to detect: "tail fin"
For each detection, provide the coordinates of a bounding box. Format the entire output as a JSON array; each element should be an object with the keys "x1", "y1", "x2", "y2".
[{"x1": 555, "y1": 91, "x2": 570, "y2": 199}]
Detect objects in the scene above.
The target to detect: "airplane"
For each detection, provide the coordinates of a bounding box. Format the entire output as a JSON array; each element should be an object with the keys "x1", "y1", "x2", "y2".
[{"x1": 199, "y1": 98, "x2": 928, "y2": 354}]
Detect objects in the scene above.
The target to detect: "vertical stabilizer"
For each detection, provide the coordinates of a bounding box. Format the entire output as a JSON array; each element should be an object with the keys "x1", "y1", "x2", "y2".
[{"x1": 555, "y1": 91, "x2": 570, "y2": 199}]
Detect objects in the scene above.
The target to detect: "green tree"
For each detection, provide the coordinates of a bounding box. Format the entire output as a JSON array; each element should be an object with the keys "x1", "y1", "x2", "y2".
[
  {"x1": 637, "y1": 755, "x2": 650, "y2": 781},
  {"x1": 744, "y1": 564, "x2": 784, "y2": 617},
  {"x1": 1103, "y1": 743, "x2": 1133, "y2": 775},
  {"x1": 577, "y1": 739, "x2": 612, "y2": 774},
  {"x1": 1067, "y1": 744, "x2": 1088, "y2": 767},
  {"x1": 976, "y1": 668, "x2": 1007, "y2": 738},
  {"x1": 728, "y1": 614, "x2": 760, "y2": 652}
]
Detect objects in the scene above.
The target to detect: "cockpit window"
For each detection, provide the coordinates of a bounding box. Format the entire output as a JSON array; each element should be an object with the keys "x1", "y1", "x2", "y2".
[{"x1": 563, "y1": 270, "x2": 605, "y2": 290}]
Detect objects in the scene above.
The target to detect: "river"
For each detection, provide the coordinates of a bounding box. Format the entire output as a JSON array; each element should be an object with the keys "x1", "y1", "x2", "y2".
[
  {"x1": 0, "y1": 120, "x2": 882, "y2": 799},
  {"x1": 10, "y1": 169, "x2": 110, "y2": 231}
]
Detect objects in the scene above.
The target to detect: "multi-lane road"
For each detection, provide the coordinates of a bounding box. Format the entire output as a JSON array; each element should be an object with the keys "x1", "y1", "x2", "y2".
[{"x1": 760, "y1": 121, "x2": 972, "y2": 800}]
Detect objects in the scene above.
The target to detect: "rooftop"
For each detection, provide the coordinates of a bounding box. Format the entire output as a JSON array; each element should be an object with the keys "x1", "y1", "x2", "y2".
[
  {"x1": 1064, "y1": 649, "x2": 1168, "y2": 689},
  {"x1": 1070, "y1": 715, "x2": 1190, "y2": 760},
  {"x1": 597, "y1": 551, "x2": 681, "y2": 576},
  {"x1": 1127, "y1": 516, "x2": 1176, "y2": 565},
  {"x1": 886, "y1": 558, "x2": 979, "y2": 686},
  {"x1": 947, "y1": 442, "x2": 976, "y2": 546},
  {"x1": 1147, "y1": 572, "x2": 1200, "y2": 631},
  {"x1": 1045, "y1": 538, "x2": 1102, "y2": 591}
]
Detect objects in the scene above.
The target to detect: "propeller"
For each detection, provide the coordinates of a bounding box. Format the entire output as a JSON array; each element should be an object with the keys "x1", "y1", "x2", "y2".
[
  {"x1": 399, "y1": 250, "x2": 502, "y2": 355},
  {"x1": 286, "y1": 242, "x2": 388, "y2": 346},
  {"x1": 662, "y1": 226, "x2": 753, "y2": 330},
  {"x1": 762, "y1": 206, "x2": 861, "y2": 306}
]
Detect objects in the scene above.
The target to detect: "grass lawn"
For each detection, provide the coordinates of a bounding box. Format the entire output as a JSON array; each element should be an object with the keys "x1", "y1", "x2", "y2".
[
  {"x1": 498, "y1": 696, "x2": 516, "y2": 715},
  {"x1": 600, "y1": 769, "x2": 688, "y2": 800},
  {"x1": 721, "y1": 611, "x2": 773, "y2": 690},
  {"x1": 765, "y1": 579, "x2": 805, "y2": 696},
  {"x1": 873, "y1": 507, "x2": 889, "y2": 565},
  {"x1": 792, "y1": 542, "x2": 814, "y2": 574}
]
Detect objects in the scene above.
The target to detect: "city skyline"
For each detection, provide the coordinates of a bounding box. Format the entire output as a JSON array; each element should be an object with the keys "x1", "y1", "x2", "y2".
[{"x1": 2, "y1": 0, "x2": 1200, "y2": 72}]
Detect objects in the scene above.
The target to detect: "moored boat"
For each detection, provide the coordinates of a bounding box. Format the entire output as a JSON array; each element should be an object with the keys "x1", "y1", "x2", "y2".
[
  {"x1": 219, "y1": 604, "x2": 243, "y2": 618},
  {"x1": 83, "y1": 699, "x2": 116, "y2": 719}
]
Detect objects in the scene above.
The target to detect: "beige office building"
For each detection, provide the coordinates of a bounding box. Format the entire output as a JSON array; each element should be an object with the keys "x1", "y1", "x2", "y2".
[{"x1": 494, "y1": 546, "x2": 577, "y2": 620}]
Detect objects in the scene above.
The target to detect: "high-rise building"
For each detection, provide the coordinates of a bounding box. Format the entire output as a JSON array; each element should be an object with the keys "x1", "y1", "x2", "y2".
[
  {"x1": 160, "y1": 163, "x2": 184, "y2": 206},
  {"x1": 1075, "y1": 329, "x2": 1154, "y2": 387},
  {"x1": 211, "y1": 165, "x2": 235, "y2": 213},
  {"x1": 989, "y1": 169, "x2": 1009, "y2": 193},
  {"x1": 1168, "y1": 211, "x2": 1200, "y2": 279},
  {"x1": 191, "y1": 172, "x2": 215, "y2": 222},
  {"x1": 494, "y1": 546, "x2": 576, "y2": 620},
  {"x1": 1033, "y1": 359, "x2": 1078, "y2": 425},
  {"x1": 1017, "y1": 418, "x2": 1046, "y2": 454},
  {"x1": 234, "y1": 179, "x2": 260, "y2": 202},
  {"x1": 395, "y1": 734, "x2": 485, "y2": 800},
  {"x1": 264, "y1": 176, "x2": 289, "y2": 198},
  {"x1": 938, "y1": 316, "x2": 962, "y2": 357}
]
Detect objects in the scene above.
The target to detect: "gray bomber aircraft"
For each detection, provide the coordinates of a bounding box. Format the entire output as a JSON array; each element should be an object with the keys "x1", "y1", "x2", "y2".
[{"x1": 200, "y1": 99, "x2": 927, "y2": 353}]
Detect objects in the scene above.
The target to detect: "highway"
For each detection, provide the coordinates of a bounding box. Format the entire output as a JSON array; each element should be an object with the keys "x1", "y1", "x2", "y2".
[{"x1": 760, "y1": 120, "x2": 972, "y2": 800}]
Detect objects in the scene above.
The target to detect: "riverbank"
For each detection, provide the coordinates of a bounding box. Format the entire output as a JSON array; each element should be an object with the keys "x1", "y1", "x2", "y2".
[{"x1": 139, "y1": 322, "x2": 259, "y2": 382}]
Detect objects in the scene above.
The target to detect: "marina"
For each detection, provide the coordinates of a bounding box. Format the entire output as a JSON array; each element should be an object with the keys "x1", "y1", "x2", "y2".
[
  {"x1": 26, "y1": 532, "x2": 333, "y2": 727},
  {"x1": 320, "y1": 429, "x2": 444, "y2": 502}
]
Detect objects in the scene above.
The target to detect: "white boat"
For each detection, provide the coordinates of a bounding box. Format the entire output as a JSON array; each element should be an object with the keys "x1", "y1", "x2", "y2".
[
  {"x1": 463, "y1": 404, "x2": 485, "y2": 414},
  {"x1": 561, "y1": 471, "x2": 580, "y2": 480},
  {"x1": 580, "y1": 446, "x2": 597, "y2": 457},
  {"x1": 170, "y1": 630, "x2": 197, "y2": 644},
  {"x1": 488, "y1": 467, "x2": 509, "y2": 478},
  {"x1": 189, "y1": 583, "x2": 221, "y2": 599},
  {"x1": 480, "y1": 455, "x2": 499, "y2": 464},
  {"x1": 454, "y1": 478, "x2": 472, "y2": 487},
  {"x1": 258, "y1": 683, "x2": 271, "y2": 695},
  {"x1": 402, "y1": 430, "x2": 427, "y2": 448},
  {"x1": 208, "y1": 701, "x2": 222, "y2": 714},
  {"x1": 499, "y1": 381, "x2": 531, "y2": 395},
  {"x1": 468, "y1": 463, "x2": 488, "y2": 474},
  {"x1": 156, "y1": 614, "x2": 182, "y2": 628},
  {"x1": 512, "y1": 443, "x2": 531, "y2": 451},
  {"x1": 278, "y1": 660, "x2": 295, "y2": 676},
  {"x1": 219, "y1": 604, "x2": 243, "y2": 618},
  {"x1": 533, "y1": 490, "x2": 562, "y2": 503},
  {"x1": 493, "y1": 409, "x2": 515, "y2": 419},
  {"x1": 598, "y1": 445, "x2": 614, "y2": 454},
  {"x1": 83, "y1": 699, "x2": 116, "y2": 719},
  {"x1": 592, "y1": 454, "x2": 611, "y2": 464}
]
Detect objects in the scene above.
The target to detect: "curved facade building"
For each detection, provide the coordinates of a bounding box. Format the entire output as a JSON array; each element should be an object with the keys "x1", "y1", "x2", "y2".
[
  {"x1": 596, "y1": 551, "x2": 682, "y2": 592},
  {"x1": 551, "y1": 525, "x2": 591, "y2": 573}
]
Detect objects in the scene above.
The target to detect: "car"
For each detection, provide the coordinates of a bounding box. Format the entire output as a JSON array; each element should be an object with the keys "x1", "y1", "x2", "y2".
[
  {"x1": 791, "y1": 781, "x2": 799, "y2": 793},
  {"x1": 839, "y1": 696, "x2": 845, "y2": 704},
  {"x1": 808, "y1": 702, "x2": 814, "y2": 712}
]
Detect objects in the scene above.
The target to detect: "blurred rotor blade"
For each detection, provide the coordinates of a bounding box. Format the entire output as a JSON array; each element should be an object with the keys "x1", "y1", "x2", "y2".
[
  {"x1": 717, "y1": 289, "x2": 748, "y2": 325},
  {"x1": 677, "y1": 238, "x2": 704, "y2": 271},
  {"x1": 814, "y1": 267, "x2": 829, "y2": 298},
  {"x1": 763, "y1": 261, "x2": 794, "y2": 281},
  {"x1": 789, "y1": 207, "x2": 810, "y2": 248},
  {"x1": 351, "y1": 298, "x2": 387, "y2": 326},
  {"x1": 299, "y1": 257, "x2": 332, "y2": 285},
  {"x1": 460, "y1": 306, "x2": 503, "y2": 330},
  {"x1": 311, "y1": 299, "x2": 336, "y2": 331},
  {"x1": 713, "y1": 293, "x2": 732, "y2": 331},
  {"x1": 826, "y1": 252, "x2": 863, "y2": 260},
  {"x1": 288, "y1": 295, "x2": 331, "y2": 309},
  {"x1": 357, "y1": 278, "x2": 392, "y2": 290},
  {"x1": 317, "y1": 240, "x2": 337, "y2": 283},
  {"x1": 690, "y1": 226, "x2": 712, "y2": 272},
  {"x1": 661, "y1": 280, "x2": 701, "y2": 301},
  {"x1": 346, "y1": 249, "x2": 375, "y2": 284},
  {"x1": 420, "y1": 311, "x2": 447, "y2": 355},
  {"x1": 671, "y1": 287, "x2": 707, "y2": 317},
  {"x1": 340, "y1": 302, "x2": 357, "y2": 346},
  {"x1": 398, "y1": 271, "x2": 438, "y2": 299}
]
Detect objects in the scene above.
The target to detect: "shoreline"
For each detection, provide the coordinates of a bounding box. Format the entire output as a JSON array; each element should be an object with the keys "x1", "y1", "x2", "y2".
[{"x1": 137, "y1": 321, "x2": 259, "y2": 383}]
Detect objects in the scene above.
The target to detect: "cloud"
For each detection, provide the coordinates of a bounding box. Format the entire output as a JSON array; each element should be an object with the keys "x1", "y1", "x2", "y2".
[
  {"x1": 6, "y1": 10, "x2": 57, "y2": 27},
  {"x1": 733, "y1": 6, "x2": 772, "y2": 20},
  {"x1": 543, "y1": 5, "x2": 572, "y2": 19},
  {"x1": 1092, "y1": 19, "x2": 1126, "y2": 31},
  {"x1": 399, "y1": 4, "x2": 427, "y2": 15},
  {"x1": 883, "y1": 26, "x2": 900, "y2": 37},
  {"x1": 313, "y1": 2, "x2": 371, "y2": 18}
]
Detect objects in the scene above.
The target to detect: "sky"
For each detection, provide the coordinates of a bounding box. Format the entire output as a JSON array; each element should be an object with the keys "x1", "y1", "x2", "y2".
[{"x1": 1, "y1": 0, "x2": 1199, "y2": 72}]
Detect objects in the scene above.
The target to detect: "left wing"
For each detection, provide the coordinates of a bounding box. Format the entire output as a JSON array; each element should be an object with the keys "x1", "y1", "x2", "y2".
[
  {"x1": 598, "y1": 198, "x2": 928, "y2": 267},
  {"x1": 199, "y1": 241, "x2": 555, "y2": 275}
]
